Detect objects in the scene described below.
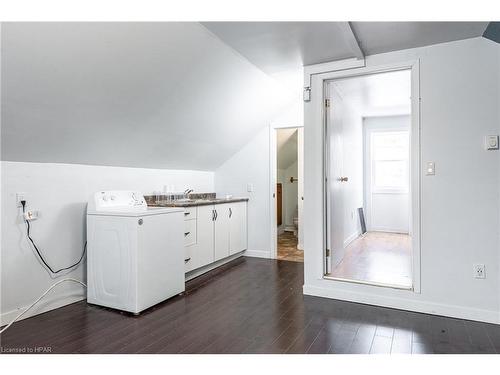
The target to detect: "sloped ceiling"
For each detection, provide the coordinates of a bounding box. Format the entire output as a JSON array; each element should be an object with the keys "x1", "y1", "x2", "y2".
[
  {"x1": 351, "y1": 22, "x2": 490, "y2": 55},
  {"x1": 277, "y1": 129, "x2": 297, "y2": 170},
  {"x1": 1, "y1": 22, "x2": 288, "y2": 170},
  {"x1": 201, "y1": 22, "x2": 357, "y2": 74},
  {"x1": 203, "y1": 22, "x2": 490, "y2": 74}
]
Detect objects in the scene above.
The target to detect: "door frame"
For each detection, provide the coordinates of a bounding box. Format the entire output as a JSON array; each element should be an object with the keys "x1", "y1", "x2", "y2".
[
  {"x1": 269, "y1": 123, "x2": 304, "y2": 260},
  {"x1": 319, "y1": 60, "x2": 421, "y2": 292}
]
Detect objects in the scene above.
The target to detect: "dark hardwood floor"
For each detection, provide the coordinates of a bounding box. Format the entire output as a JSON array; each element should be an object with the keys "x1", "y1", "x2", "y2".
[{"x1": 1, "y1": 257, "x2": 500, "y2": 354}]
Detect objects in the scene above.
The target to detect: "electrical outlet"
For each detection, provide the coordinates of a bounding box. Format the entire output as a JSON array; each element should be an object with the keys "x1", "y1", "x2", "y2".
[
  {"x1": 474, "y1": 264, "x2": 486, "y2": 279},
  {"x1": 24, "y1": 210, "x2": 39, "y2": 221},
  {"x1": 16, "y1": 192, "x2": 26, "y2": 207}
]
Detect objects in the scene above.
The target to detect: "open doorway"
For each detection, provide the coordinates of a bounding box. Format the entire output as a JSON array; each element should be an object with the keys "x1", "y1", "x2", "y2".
[
  {"x1": 324, "y1": 69, "x2": 413, "y2": 289},
  {"x1": 275, "y1": 127, "x2": 303, "y2": 262}
]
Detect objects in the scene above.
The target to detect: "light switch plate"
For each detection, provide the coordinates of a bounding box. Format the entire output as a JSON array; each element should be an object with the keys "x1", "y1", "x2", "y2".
[
  {"x1": 485, "y1": 135, "x2": 499, "y2": 150},
  {"x1": 425, "y1": 162, "x2": 435, "y2": 176}
]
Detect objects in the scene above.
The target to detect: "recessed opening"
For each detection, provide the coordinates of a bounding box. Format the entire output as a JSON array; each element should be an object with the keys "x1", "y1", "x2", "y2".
[
  {"x1": 323, "y1": 69, "x2": 413, "y2": 289},
  {"x1": 276, "y1": 127, "x2": 303, "y2": 262}
]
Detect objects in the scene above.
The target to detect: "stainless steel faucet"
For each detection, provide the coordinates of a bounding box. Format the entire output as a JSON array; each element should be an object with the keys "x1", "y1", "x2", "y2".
[{"x1": 184, "y1": 188, "x2": 193, "y2": 198}]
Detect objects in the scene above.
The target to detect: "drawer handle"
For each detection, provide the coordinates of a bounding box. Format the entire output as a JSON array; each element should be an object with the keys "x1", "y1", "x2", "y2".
[
  {"x1": 184, "y1": 212, "x2": 190, "y2": 216},
  {"x1": 184, "y1": 257, "x2": 191, "y2": 263},
  {"x1": 229, "y1": 207, "x2": 232, "y2": 218},
  {"x1": 184, "y1": 231, "x2": 190, "y2": 236}
]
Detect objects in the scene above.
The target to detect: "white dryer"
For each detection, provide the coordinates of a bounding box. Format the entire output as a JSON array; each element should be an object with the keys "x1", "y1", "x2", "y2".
[{"x1": 87, "y1": 190, "x2": 185, "y2": 314}]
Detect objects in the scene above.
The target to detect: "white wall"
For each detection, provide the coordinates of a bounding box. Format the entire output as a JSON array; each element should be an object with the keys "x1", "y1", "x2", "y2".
[
  {"x1": 214, "y1": 128, "x2": 271, "y2": 258},
  {"x1": 0, "y1": 161, "x2": 214, "y2": 324},
  {"x1": 304, "y1": 37, "x2": 500, "y2": 323}
]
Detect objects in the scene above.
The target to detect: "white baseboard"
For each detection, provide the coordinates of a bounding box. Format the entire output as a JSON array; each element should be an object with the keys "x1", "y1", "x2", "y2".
[
  {"x1": 244, "y1": 249, "x2": 270, "y2": 259},
  {"x1": 303, "y1": 284, "x2": 499, "y2": 324},
  {"x1": 370, "y1": 228, "x2": 409, "y2": 234},
  {"x1": 343, "y1": 230, "x2": 361, "y2": 248},
  {"x1": 185, "y1": 252, "x2": 244, "y2": 281},
  {"x1": 1, "y1": 294, "x2": 85, "y2": 327}
]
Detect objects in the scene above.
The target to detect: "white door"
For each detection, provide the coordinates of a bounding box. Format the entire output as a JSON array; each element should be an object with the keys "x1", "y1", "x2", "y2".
[
  {"x1": 325, "y1": 85, "x2": 345, "y2": 273},
  {"x1": 214, "y1": 203, "x2": 230, "y2": 261},
  {"x1": 229, "y1": 202, "x2": 247, "y2": 255},
  {"x1": 194, "y1": 205, "x2": 215, "y2": 269}
]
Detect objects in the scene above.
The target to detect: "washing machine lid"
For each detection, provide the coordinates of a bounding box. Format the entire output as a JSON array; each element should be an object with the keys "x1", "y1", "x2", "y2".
[
  {"x1": 87, "y1": 206, "x2": 183, "y2": 217},
  {"x1": 87, "y1": 190, "x2": 183, "y2": 217}
]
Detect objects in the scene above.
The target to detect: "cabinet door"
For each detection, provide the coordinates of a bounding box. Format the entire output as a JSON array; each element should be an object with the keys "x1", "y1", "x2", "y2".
[
  {"x1": 229, "y1": 202, "x2": 248, "y2": 255},
  {"x1": 193, "y1": 205, "x2": 215, "y2": 269},
  {"x1": 214, "y1": 203, "x2": 230, "y2": 261}
]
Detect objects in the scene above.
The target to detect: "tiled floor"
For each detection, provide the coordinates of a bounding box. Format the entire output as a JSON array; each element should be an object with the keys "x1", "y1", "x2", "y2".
[
  {"x1": 277, "y1": 231, "x2": 303, "y2": 262},
  {"x1": 1, "y1": 257, "x2": 499, "y2": 354},
  {"x1": 329, "y1": 232, "x2": 412, "y2": 288}
]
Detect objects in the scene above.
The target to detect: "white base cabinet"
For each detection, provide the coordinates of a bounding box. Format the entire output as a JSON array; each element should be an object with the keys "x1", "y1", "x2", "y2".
[
  {"x1": 229, "y1": 202, "x2": 248, "y2": 255},
  {"x1": 184, "y1": 201, "x2": 247, "y2": 273}
]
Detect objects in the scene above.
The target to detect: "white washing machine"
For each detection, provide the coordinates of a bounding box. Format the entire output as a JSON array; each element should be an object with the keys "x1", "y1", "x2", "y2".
[{"x1": 87, "y1": 190, "x2": 185, "y2": 314}]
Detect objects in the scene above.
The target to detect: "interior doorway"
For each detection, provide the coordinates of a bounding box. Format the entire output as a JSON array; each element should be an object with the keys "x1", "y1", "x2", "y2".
[
  {"x1": 324, "y1": 69, "x2": 413, "y2": 289},
  {"x1": 271, "y1": 126, "x2": 304, "y2": 262}
]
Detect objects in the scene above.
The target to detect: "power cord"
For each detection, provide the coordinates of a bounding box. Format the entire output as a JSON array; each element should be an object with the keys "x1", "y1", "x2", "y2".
[
  {"x1": 0, "y1": 278, "x2": 87, "y2": 334},
  {"x1": 0, "y1": 201, "x2": 89, "y2": 334},
  {"x1": 21, "y1": 200, "x2": 87, "y2": 274}
]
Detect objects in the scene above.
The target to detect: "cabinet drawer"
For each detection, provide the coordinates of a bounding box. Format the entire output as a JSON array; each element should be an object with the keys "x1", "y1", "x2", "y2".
[
  {"x1": 183, "y1": 207, "x2": 197, "y2": 220},
  {"x1": 184, "y1": 219, "x2": 197, "y2": 247}
]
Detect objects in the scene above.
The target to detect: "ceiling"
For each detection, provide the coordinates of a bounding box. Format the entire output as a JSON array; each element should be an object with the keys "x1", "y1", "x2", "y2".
[
  {"x1": 331, "y1": 70, "x2": 411, "y2": 117},
  {"x1": 202, "y1": 22, "x2": 490, "y2": 74},
  {"x1": 1, "y1": 22, "x2": 493, "y2": 171},
  {"x1": 1, "y1": 22, "x2": 290, "y2": 170}
]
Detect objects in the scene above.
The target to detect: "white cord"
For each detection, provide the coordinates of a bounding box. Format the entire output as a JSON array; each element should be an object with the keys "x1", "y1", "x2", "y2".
[{"x1": 0, "y1": 278, "x2": 87, "y2": 334}]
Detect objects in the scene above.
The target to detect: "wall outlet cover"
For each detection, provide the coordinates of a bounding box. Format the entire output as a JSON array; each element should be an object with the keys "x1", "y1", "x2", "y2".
[
  {"x1": 24, "y1": 210, "x2": 39, "y2": 221},
  {"x1": 485, "y1": 135, "x2": 499, "y2": 150},
  {"x1": 16, "y1": 192, "x2": 26, "y2": 207},
  {"x1": 473, "y1": 264, "x2": 486, "y2": 279}
]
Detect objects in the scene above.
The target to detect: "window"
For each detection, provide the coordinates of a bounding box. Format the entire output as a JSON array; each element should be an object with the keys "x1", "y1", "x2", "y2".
[{"x1": 371, "y1": 131, "x2": 409, "y2": 192}]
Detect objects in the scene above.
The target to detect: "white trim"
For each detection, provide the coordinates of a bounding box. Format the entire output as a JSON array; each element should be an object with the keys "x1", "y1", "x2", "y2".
[
  {"x1": 244, "y1": 249, "x2": 270, "y2": 259},
  {"x1": 307, "y1": 59, "x2": 422, "y2": 293},
  {"x1": 1, "y1": 295, "x2": 85, "y2": 326},
  {"x1": 303, "y1": 284, "x2": 499, "y2": 324},
  {"x1": 370, "y1": 227, "x2": 409, "y2": 234},
  {"x1": 269, "y1": 123, "x2": 304, "y2": 260},
  {"x1": 343, "y1": 230, "x2": 362, "y2": 248},
  {"x1": 304, "y1": 58, "x2": 365, "y2": 81}
]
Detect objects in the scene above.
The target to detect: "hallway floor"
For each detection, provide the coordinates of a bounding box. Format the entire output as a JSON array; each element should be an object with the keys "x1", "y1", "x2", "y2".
[
  {"x1": 329, "y1": 232, "x2": 412, "y2": 288},
  {"x1": 277, "y1": 231, "x2": 303, "y2": 262},
  {"x1": 1, "y1": 257, "x2": 499, "y2": 354}
]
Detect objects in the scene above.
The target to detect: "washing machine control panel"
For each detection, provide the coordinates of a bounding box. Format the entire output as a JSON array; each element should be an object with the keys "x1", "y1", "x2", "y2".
[{"x1": 94, "y1": 191, "x2": 147, "y2": 211}]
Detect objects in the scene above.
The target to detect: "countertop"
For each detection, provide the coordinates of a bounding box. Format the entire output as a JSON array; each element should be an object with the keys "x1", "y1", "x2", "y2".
[{"x1": 148, "y1": 197, "x2": 249, "y2": 208}]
